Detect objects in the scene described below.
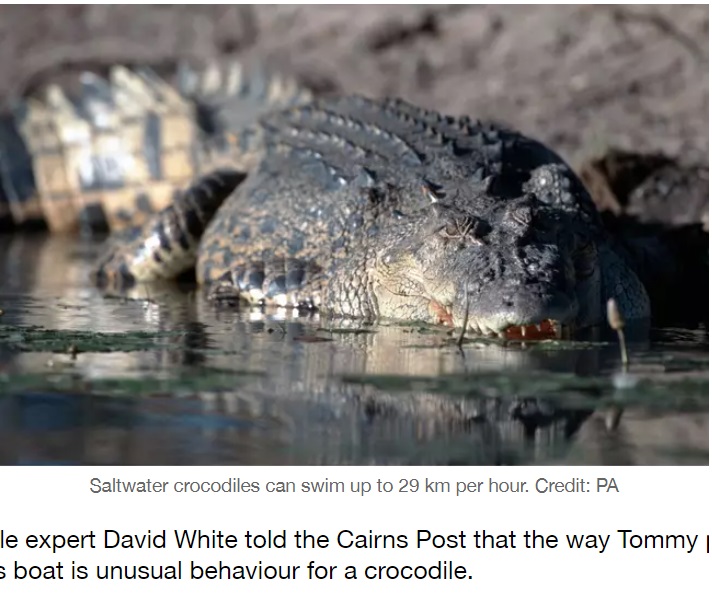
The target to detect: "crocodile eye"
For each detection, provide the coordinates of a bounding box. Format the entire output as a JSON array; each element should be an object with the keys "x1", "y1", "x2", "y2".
[
  {"x1": 504, "y1": 204, "x2": 534, "y2": 231},
  {"x1": 510, "y1": 205, "x2": 532, "y2": 226},
  {"x1": 438, "y1": 217, "x2": 486, "y2": 246}
]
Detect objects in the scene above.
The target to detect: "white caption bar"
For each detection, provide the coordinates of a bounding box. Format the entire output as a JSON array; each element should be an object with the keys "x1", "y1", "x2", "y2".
[{"x1": 1, "y1": 467, "x2": 709, "y2": 598}]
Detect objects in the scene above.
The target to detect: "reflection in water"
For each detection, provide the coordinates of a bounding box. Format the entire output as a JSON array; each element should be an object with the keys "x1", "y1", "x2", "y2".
[{"x1": 0, "y1": 234, "x2": 708, "y2": 465}]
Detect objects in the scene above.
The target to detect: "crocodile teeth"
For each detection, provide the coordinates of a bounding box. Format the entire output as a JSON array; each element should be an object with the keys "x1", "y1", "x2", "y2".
[{"x1": 501, "y1": 319, "x2": 566, "y2": 340}]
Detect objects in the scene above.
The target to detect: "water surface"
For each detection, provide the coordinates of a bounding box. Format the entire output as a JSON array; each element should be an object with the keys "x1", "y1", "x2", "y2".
[{"x1": 0, "y1": 234, "x2": 707, "y2": 465}]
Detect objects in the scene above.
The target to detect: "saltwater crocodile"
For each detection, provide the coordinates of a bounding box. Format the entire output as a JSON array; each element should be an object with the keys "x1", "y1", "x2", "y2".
[{"x1": 3, "y1": 64, "x2": 652, "y2": 338}]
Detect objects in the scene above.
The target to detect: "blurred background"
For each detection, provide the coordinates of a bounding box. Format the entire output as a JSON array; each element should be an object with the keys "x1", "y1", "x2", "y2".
[{"x1": 0, "y1": 4, "x2": 707, "y2": 164}]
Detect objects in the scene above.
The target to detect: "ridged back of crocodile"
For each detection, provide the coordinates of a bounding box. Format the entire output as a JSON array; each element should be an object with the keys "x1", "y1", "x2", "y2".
[{"x1": 0, "y1": 61, "x2": 312, "y2": 233}]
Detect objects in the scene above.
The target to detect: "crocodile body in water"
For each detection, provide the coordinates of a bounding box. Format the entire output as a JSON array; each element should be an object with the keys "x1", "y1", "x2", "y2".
[
  {"x1": 93, "y1": 98, "x2": 650, "y2": 338},
  {"x1": 4, "y1": 64, "x2": 651, "y2": 338}
]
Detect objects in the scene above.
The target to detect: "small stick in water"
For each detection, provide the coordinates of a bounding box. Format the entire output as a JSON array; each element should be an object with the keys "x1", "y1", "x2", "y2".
[
  {"x1": 457, "y1": 286, "x2": 470, "y2": 348},
  {"x1": 606, "y1": 298, "x2": 629, "y2": 368},
  {"x1": 605, "y1": 406, "x2": 623, "y2": 431}
]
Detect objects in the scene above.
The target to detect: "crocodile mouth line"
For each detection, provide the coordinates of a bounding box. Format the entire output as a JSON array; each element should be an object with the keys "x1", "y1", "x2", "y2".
[
  {"x1": 502, "y1": 319, "x2": 570, "y2": 341},
  {"x1": 428, "y1": 300, "x2": 570, "y2": 340}
]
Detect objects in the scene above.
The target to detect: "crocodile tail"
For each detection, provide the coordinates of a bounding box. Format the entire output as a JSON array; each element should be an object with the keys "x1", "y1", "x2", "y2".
[
  {"x1": 0, "y1": 109, "x2": 44, "y2": 229},
  {"x1": 0, "y1": 61, "x2": 312, "y2": 234},
  {"x1": 3, "y1": 66, "x2": 198, "y2": 233}
]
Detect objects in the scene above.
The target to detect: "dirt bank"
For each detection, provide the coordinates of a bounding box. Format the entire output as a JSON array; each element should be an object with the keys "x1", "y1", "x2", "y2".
[{"x1": 0, "y1": 5, "x2": 707, "y2": 166}]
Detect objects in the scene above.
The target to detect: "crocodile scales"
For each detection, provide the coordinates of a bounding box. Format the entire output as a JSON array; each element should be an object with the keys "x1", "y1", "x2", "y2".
[
  {"x1": 6, "y1": 64, "x2": 651, "y2": 337},
  {"x1": 93, "y1": 95, "x2": 650, "y2": 336}
]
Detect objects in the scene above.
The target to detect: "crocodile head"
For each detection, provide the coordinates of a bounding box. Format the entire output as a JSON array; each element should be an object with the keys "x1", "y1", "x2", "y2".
[{"x1": 369, "y1": 177, "x2": 603, "y2": 339}]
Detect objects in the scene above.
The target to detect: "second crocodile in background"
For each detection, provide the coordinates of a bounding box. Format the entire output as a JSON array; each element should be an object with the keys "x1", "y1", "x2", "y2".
[{"x1": 90, "y1": 74, "x2": 650, "y2": 340}]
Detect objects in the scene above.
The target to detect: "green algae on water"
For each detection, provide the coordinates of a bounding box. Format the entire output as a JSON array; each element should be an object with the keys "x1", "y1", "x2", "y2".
[{"x1": 0, "y1": 324, "x2": 185, "y2": 354}]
